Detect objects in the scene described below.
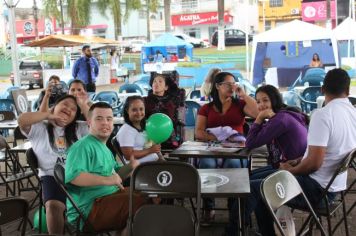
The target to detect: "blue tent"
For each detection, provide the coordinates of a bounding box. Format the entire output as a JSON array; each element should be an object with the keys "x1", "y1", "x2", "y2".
[{"x1": 141, "y1": 33, "x2": 193, "y2": 72}]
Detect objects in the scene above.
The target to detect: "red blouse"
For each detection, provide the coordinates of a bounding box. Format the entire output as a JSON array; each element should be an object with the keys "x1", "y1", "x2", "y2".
[{"x1": 198, "y1": 100, "x2": 246, "y2": 134}]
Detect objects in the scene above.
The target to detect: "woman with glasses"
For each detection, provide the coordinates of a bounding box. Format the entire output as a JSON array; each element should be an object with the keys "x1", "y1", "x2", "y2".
[{"x1": 195, "y1": 71, "x2": 258, "y2": 225}]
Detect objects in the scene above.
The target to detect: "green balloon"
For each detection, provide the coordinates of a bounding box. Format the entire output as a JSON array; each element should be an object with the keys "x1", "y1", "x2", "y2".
[
  {"x1": 34, "y1": 207, "x2": 47, "y2": 233},
  {"x1": 146, "y1": 113, "x2": 173, "y2": 144}
]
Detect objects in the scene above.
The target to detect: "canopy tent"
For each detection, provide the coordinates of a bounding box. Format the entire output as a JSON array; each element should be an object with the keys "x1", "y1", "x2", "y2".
[
  {"x1": 26, "y1": 34, "x2": 119, "y2": 47},
  {"x1": 333, "y1": 17, "x2": 356, "y2": 59},
  {"x1": 141, "y1": 33, "x2": 193, "y2": 72},
  {"x1": 250, "y1": 20, "x2": 339, "y2": 86}
]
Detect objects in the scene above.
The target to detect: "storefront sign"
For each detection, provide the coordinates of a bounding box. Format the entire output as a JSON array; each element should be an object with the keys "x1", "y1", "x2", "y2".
[
  {"x1": 171, "y1": 11, "x2": 233, "y2": 26},
  {"x1": 302, "y1": 1, "x2": 336, "y2": 21},
  {"x1": 16, "y1": 18, "x2": 56, "y2": 38}
]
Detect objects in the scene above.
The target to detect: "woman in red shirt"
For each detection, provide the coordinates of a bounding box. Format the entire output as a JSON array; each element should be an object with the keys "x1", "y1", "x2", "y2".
[{"x1": 195, "y1": 71, "x2": 258, "y2": 223}]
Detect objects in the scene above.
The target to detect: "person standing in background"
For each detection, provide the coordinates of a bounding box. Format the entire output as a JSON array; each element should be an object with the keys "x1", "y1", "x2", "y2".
[
  {"x1": 72, "y1": 45, "x2": 99, "y2": 92},
  {"x1": 309, "y1": 53, "x2": 323, "y2": 68}
]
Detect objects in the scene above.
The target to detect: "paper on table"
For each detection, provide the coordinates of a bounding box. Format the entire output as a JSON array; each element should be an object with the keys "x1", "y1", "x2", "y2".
[
  {"x1": 207, "y1": 147, "x2": 240, "y2": 153},
  {"x1": 182, "y1": 141, "x2": 208, "y2": 146},
  {"x1": 178, "y1": 145, "x2": 208, "y2": 151}
]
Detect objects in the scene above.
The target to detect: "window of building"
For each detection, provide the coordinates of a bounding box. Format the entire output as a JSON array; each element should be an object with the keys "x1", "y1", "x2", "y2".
[
  {"x1": 269, "y1": 0, "x2": 283, "y2": 7},
  {"x1": 265, "y1": 21, "x2": 272, "y2": 31},
  {"x1": 181, "y1": 0, "x2": 198, "y2": 10}
]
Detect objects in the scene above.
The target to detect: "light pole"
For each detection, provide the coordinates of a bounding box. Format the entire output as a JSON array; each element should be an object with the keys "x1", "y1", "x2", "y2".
[
  {"x1": 259, "y1": 0, "x2": 268, "y2": 32},
  {"x1": 4, "y1": 0, "x2": 20, "y2": 87}
]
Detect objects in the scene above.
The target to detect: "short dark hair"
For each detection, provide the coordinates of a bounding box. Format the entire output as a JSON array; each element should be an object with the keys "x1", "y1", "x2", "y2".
[
  {"x1": 49, "y1": 75, "x2": 60, "y2": 83},
  {"x1": 82, "y1": 45, "x2": 90, "y2": 51},
  {"x1": 88, "y1": 102, "x2": 112, "y2": 117},
  {"x1": 68, "y1": 79, "x2": 86, "y2": 91},
  {"x1": 323, "y1": 68, "x2": 350, "y2": 96}
]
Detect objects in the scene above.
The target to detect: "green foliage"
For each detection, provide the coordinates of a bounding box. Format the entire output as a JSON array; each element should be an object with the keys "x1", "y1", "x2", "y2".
[
  {"x1": 341, "y1": 65, "x2": 352, "y2": 71},
  {"x1": 177, "y1": 62, "x2": 201, "y2": 68},
  {"x1": 42, "y1": 0, "x2": 60, "y2": 18}
]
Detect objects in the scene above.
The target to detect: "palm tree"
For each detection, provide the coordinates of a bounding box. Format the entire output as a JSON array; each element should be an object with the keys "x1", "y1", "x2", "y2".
[{"x1": 145, "y1": 0, "x2": 159, "y2": 41}]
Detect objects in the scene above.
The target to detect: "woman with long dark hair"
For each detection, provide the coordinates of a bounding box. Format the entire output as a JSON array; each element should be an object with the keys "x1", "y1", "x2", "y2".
[
  {"x1": 195, "y1": 71, "x2": 258, "y2": 223},
  {"x1": 117, "y1": 95, "x2": 161, "y2": 163},
  {"x1": 310, "y1": 53, "x2": 323, "y2": 67},
  {"x1": 19, "y1": 95, "x2": 88, "y2": 234},
  {"x1": 246, "y1": 84, "x2": 309, "y2": 179}
]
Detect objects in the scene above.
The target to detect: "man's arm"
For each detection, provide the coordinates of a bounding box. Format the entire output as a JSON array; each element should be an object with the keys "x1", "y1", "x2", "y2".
[
  {"x1": 72, "y1": 59, "x2": 79, "y2": 78},
  {"x1": 280, "y1": 145, "x2": 326, "y2": 175},
  {"x1": 70, "y1": 172, "x2": 124, "y2": 189}
]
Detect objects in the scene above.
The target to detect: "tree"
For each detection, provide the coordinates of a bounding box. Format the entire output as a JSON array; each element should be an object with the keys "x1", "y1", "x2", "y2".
[
  {"x1": 144, "y1": 0, "x2": 159, "y2": 41},
  {"x1": 164, "y1": 0, "x2": 171, "y2": 32}
]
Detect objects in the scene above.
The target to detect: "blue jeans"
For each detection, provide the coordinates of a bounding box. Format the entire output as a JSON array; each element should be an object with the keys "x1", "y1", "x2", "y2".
[
  {"x1": 199, "y1": 158, "x2": 247, "y2": 210},
  {"x1": 241, "y1": 175, "x2": 336, "y2": 236},
  {"x1": 250, "y1": 165, "x2": 277, "y2": 180}
]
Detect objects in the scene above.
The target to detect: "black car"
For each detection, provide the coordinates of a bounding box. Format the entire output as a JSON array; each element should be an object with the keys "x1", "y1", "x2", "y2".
[{"x1": 211, "y1": 29, "x2": 253, "y2": 46}]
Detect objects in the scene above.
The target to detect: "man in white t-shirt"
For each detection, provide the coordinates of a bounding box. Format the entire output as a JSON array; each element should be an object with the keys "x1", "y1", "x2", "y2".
[{"x1": 238, "y1": 68, "x2": 356, "y2": 236}]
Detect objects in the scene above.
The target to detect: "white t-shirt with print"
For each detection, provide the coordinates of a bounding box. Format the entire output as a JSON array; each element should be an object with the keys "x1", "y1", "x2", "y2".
[
  {"x1": 117, "y1": 123, "x2": 158, "y2": 163},
  {"x1": 23, "y1": 121, "x2": 88, "y2": 177},
  {"x1": 304, "y1": 98, "x2": 356, "y2": 192}
]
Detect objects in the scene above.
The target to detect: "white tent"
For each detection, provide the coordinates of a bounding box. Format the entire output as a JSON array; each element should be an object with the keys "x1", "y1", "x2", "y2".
[
  {"x1": 333, "y1": 17, "x2": 356, "y2": 61},
  {"x1": 250, "y1": 20, "x2": 339, "y2": 85}
]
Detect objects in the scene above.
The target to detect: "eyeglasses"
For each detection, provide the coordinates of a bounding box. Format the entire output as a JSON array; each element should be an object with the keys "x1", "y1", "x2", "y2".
[{"x1": 219, "y1": 82, "x2": 235, "y2": 88}]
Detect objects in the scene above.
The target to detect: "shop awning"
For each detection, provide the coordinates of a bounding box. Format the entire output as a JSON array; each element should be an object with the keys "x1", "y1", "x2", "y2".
[{"x1": 26, "y1": 34, "x2": 119, "y2": 47}]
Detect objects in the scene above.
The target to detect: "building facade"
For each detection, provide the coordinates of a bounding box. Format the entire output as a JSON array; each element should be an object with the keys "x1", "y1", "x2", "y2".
[{"x1": 170, "y1": 0, "x2": 258, "y2": 42}]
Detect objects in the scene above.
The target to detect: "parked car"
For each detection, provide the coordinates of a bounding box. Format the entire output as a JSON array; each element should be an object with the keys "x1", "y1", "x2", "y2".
[
  {"x1": 211, "y1": 28, "x2": 253, "y2": 46},
  {"x1": 174, "y1": 33, "x2": 209, "y2": 48},
  {"x1": 10, "y1": 60, "x2": 44, "y2": 89}
]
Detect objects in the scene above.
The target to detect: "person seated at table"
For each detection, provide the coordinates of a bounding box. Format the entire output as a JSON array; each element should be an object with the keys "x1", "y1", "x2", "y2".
[
  {"x1": 144, "y1": 72, "x2": 186, "y2": 150},
  {"x1": 200, "y1": 68, "x2": 221, "y2": 101},
  {"x1": 65, "y1": 102, "x2": 143, "y2": 234},
  {"x1": 37, "y1": 75, "x2": 66, "y2": 111},
  {"x1": 242, "y1": 68, "x2": 356, "y2": 236},
  {"x1": 18, "y1": 95, "x2": 89, "y2": 235},
  {"x1": 153, "y1": 50, "x2": 164, "y2": 62},
  {"x1": 195, "y1": 71, "x2": 258, "y2": 223},
  {"x1": 117, "y1": 95, "x2": 162, "y2": 164},
  {"x1": 170, "y1": 53, "x2": 178, "y2": 62},
  {"x1": 245, "y1": 85, "x2": 308, "y2": 180},
  {"x1": 309, "y1": 53, "x2": 323, "y2": 68}
]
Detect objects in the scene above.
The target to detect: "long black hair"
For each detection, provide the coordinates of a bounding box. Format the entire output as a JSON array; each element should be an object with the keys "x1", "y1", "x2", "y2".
[
  {"x1": 255, "y1": 85, "x2": 309, "y2": 124},
  {"x1": 123, "y1": 95, "x2": 146, "y2": 131},
  {"x1": 47, "y1": 94, "x2": 81, "y2": 149},
  {"x1": 210, "y1": 71, "x2": 239, "y2": 113}
]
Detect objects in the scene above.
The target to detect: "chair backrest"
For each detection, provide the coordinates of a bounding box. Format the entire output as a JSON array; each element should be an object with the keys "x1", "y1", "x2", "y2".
[
  {"x1": 323, "y1": 148, "x2": 356, "y2": 192},
  {"x1": 189, "y1": 90, "x2": 201, "y2": 99},
  {"x1": 53, "y1": 164, "x2": 92, "y2": 232},
  {"x1": 301, "y1": 86, "x2": 322, "y2": 102},
  {"x1": 118, "y1": 84, "x2": 143, "y2": 95},
  {"x1": 129, "y1": 161, "x2": 200, "y2": 236},
  {"x1": 0, "y1": 111, "x2": 16, "y2": 121},
  {"x1": 26, "y1": 148, "x2": 39, "y2": 172},
  {"x1": 261, "y1": 170, "x2": 326, "y2": 236},
  {"x1": 111, "y1": 136, "x2": 127, "y2": 165},
  {"x1": 348, "y1": 97, "x2": 356, "y2": 106},
  {"x1": 185, "y1": 101, "x2": 201, "y2": 127},
  {"x1": 14, "y1": 126, "x2": 27, "y2": 146},
  {"x1": 133, "y1": 80, "x2": 151, "y2": 96},
  {"x1": 92, "y1": 91, "x2": 119, "y2": 106},
  {"x1": 0, "y1": 99, "x2": 15, "y2": 112},
  {"x1": 0, "y1": 197, "x2": 29, "y2": 236}
]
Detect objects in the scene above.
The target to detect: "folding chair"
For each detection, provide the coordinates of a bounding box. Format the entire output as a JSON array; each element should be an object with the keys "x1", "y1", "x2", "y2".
[
  {"x1": 111, "y1": 136, "x2": 128, "y2": 166},
  {"x1": 260, "y1": 170, "x2": 327, "y2": 236},
  {"x1": 128, "y1": 161, "x2": 201, "y2": 236},
  {"x1": 0, "y1": 197, "x2": 29, "y2": 236},
  {"x1": 53, "y1": 164, "x2": 112, "y2": 236},
  {"x1": 292, "y1": 148, "x2": 356, "y2": 236},
  {"x1": 0, "y1": 135, "x2": 36, "y2": 197},
  {"x1": 25, "y1": 148, "x2": 45, "y2": 233}
]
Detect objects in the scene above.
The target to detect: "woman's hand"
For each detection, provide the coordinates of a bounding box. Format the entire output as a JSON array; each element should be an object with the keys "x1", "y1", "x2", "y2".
[
  {"x1": 149, "y1": 144, "x2": 161, "y2": 153},
  {"x1": 44, "y1": 84, "x2": 53, "y2": 98},
  {"x1": 233, "y1": 84, "x2": 247, "y2": 99},
  {"x1": 255, "y1": 109, "x2": 275, "y2": 124},
  {"x1": 75, "y1": 90, "x2": 89, "y2": 108},
  {"x1": 48, "y1": 113, "x2": 68, "y2": 126}
]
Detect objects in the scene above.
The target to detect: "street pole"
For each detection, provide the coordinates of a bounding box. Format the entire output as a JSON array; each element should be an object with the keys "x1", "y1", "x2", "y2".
[
  {"x1": 5, "y1": 0, "x2": 20, "y2": 87},
  {"x1": 217, "y1": 0, "x2": 225, "y2": 50},
  {"x1": 33, "y1": 0, "x2": 39, "y2": 40},
  {"x1": 262, "y1": 1, "x2": 265, "y2": 31},
  {"x1": 244, "y1": 0, "x2": 249, "y2": 80},
  {"x1": 326, "y1": 0, "x2": 332, "y2": 29}
]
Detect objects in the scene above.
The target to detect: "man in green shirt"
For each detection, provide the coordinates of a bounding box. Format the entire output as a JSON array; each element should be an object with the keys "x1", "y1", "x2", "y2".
[{"x1": 65, "y1": 102, "x2": 143, "y2": 233}]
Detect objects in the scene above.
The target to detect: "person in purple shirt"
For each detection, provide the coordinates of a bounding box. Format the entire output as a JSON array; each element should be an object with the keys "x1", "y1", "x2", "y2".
[
  {"x1": 246, "y1": 84, "x2": 309, "y2": 180},
  {"x1": 72, "y1": 45, "x2": 99, "y2": 92}
]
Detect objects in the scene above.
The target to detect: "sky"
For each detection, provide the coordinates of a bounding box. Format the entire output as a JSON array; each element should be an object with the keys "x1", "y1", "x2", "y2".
[{"x1": 14, "y1": 0, "x2": 43, "y2": 8}]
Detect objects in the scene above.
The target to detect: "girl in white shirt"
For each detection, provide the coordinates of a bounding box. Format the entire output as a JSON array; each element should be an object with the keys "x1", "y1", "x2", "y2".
[{"x1": 116, "y1": 95, "x2": 161, "y2": 163}]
